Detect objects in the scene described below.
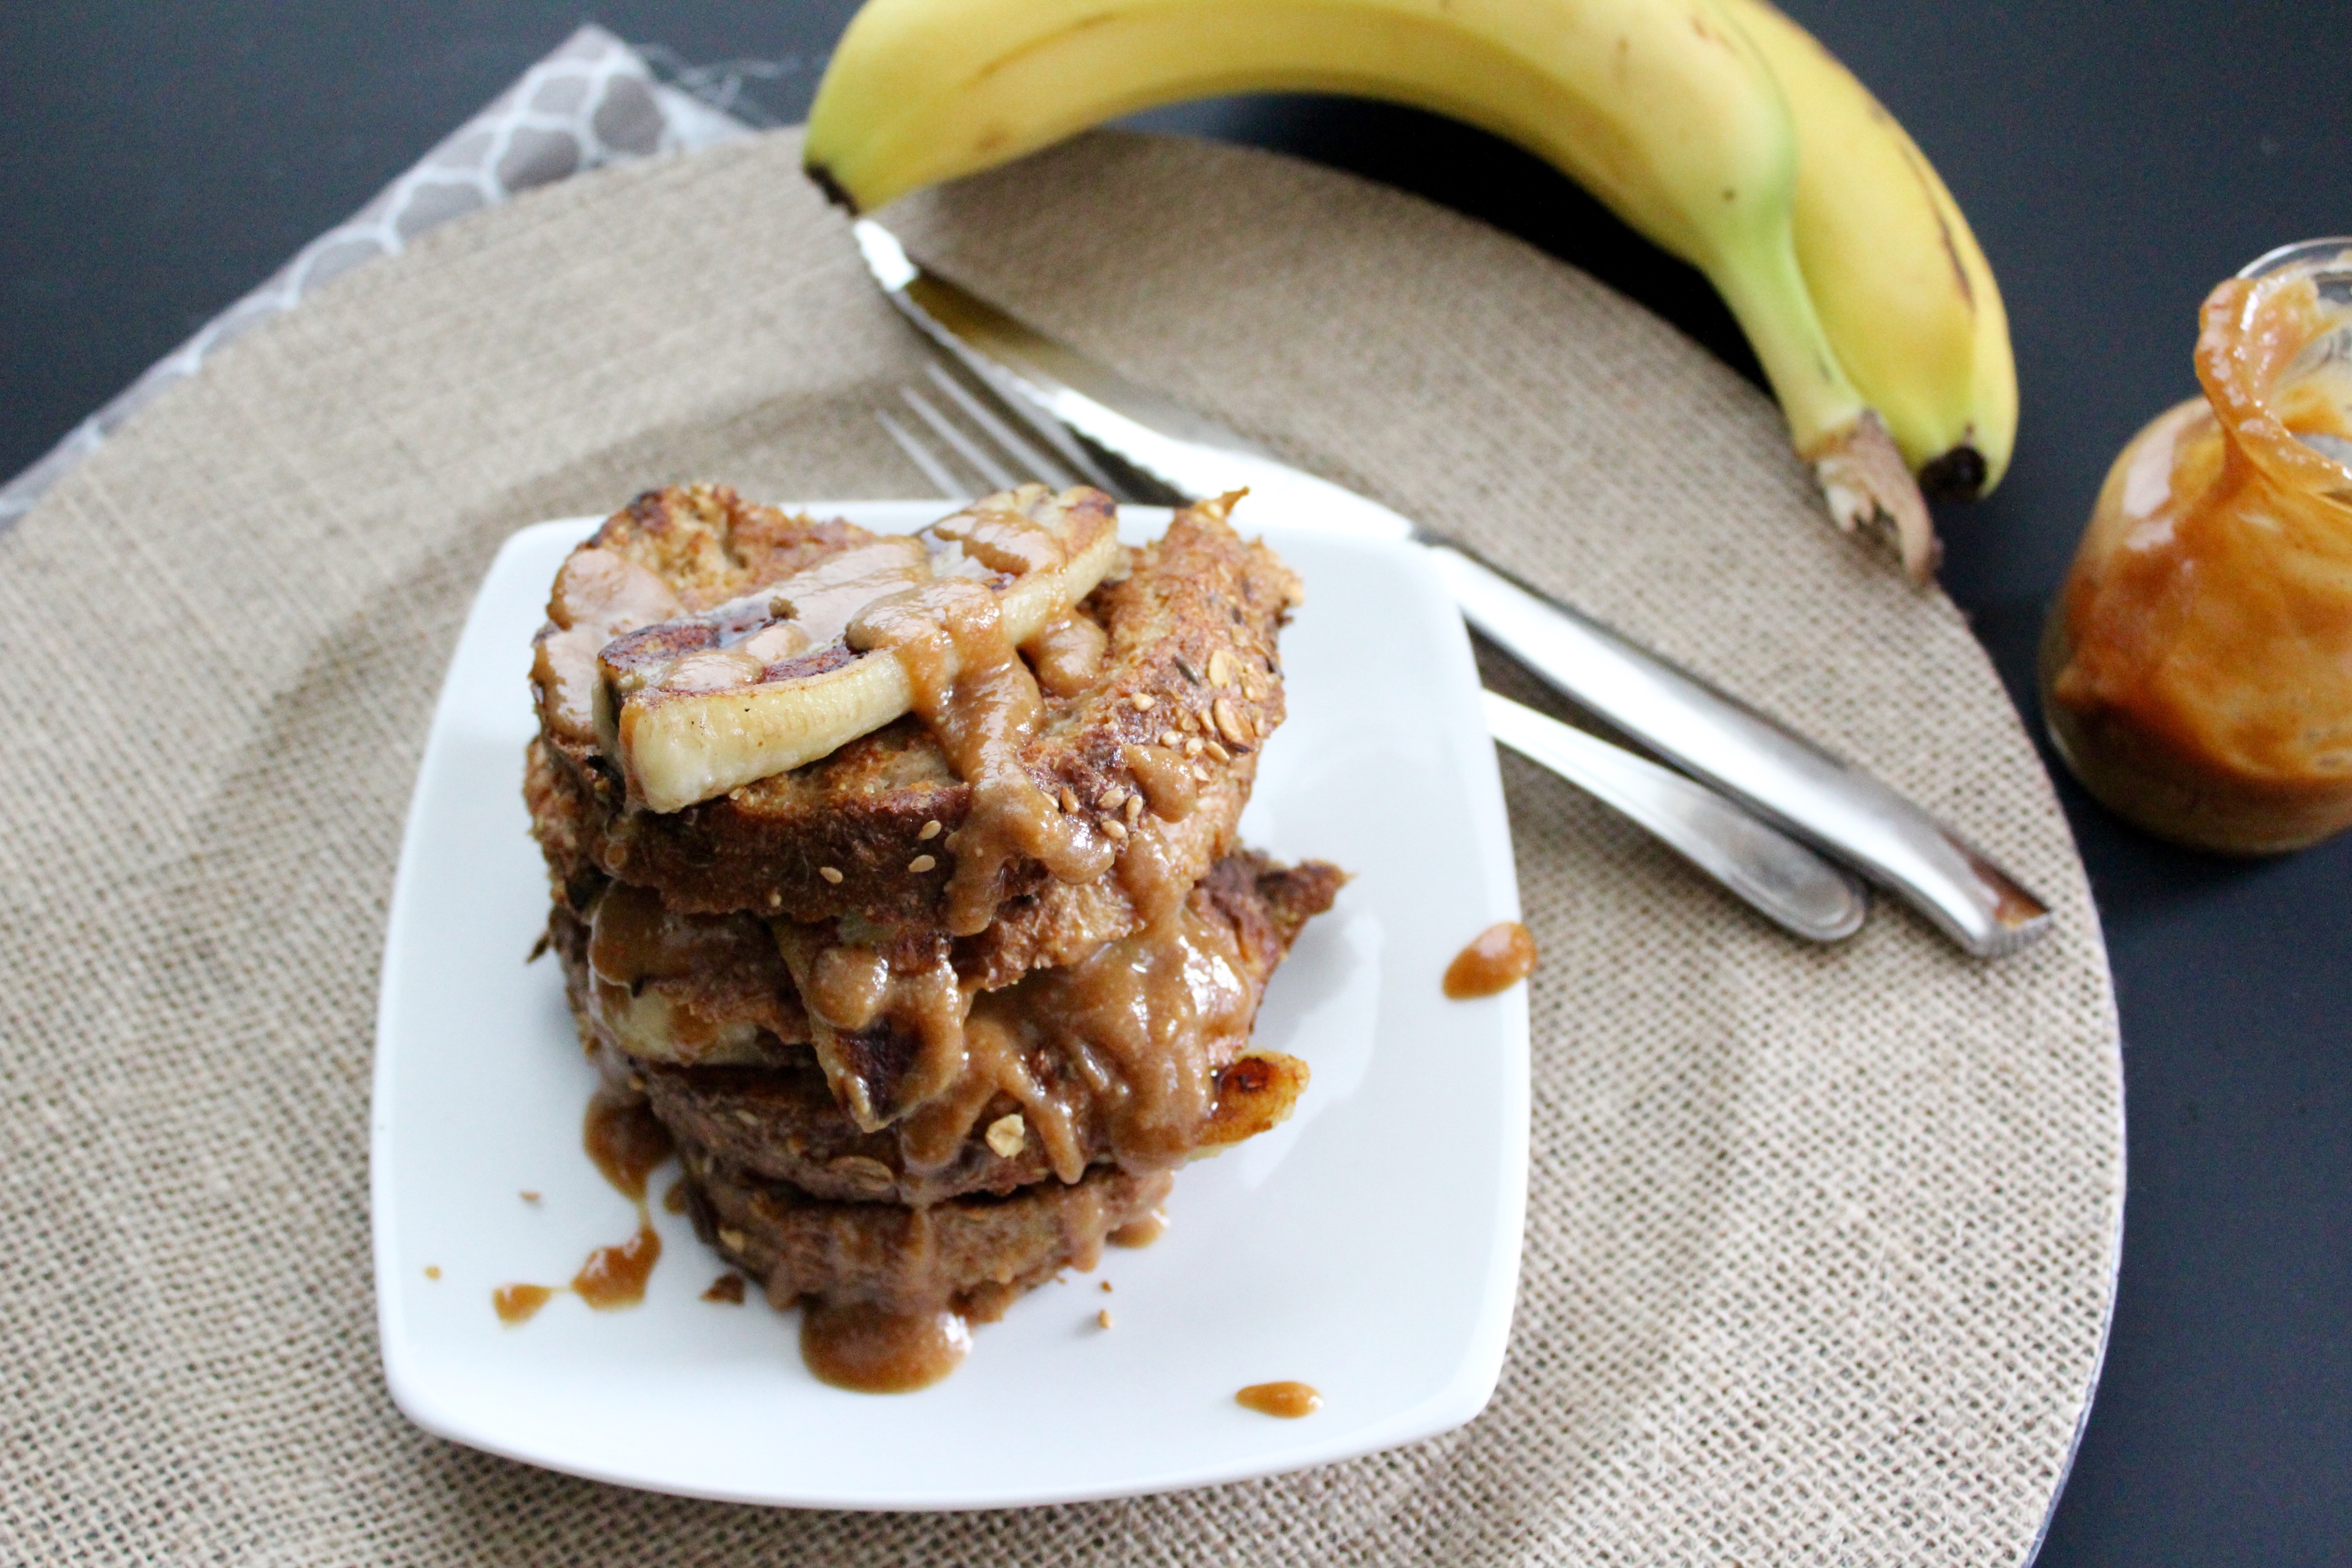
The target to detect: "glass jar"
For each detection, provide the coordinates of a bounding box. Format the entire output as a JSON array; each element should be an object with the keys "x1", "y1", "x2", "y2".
[{"x1": 2041, "y1": 239, "x2": 2352, "y2": 853}]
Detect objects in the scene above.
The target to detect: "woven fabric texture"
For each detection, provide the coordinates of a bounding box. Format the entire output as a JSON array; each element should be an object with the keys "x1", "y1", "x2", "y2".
[{"x1": 0, "y1": 129, "x2": 2120, "y2": 1566}]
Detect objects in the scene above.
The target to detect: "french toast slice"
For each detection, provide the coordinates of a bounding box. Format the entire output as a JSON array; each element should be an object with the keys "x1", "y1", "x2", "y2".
[
  {"x1": 526, "y1": 484, "x2": 1299, "y2": 936},
  {"x1": 557, "y1": 852, "x2": 1345, "y2": 1204},
  {"x1": 679, "y1": 1152, "x2": 1172, "y2": 1323}
]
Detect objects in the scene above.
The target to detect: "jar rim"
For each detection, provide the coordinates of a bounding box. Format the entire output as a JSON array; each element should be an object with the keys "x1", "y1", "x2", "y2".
[{"x1": 2238, "y1": 237, "x2": 2352, "y2": 281}]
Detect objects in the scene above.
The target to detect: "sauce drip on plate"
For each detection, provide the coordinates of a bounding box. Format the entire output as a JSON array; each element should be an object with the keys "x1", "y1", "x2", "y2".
[
  {"x1": 1235, "y1": 1381, "x2": 1322, "y2": 1418},
  {"x1": 494, "y1": 1089, "x2": 672, "y2": 1325},
  {"x1": 1443, "y1": 921, "x2": 1537, "y2": 999},
  {"x1": 801, "y1": 1300, "x2": 973, "y2": 1393}
]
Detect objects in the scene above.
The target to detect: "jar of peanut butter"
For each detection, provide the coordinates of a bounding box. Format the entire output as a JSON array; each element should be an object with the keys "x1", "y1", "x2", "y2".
[{"x1": 2041, "y1": 240, "x2": 2352, "y2": 853}]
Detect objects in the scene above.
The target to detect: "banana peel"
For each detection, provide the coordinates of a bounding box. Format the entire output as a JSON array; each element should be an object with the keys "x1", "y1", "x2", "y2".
[
  {"x1": 805, "y1": 0, "x2": 1974, "y2": 581},
  {"x1": 1717, "y1": 0, "x2": 2015, "y2": 499}
]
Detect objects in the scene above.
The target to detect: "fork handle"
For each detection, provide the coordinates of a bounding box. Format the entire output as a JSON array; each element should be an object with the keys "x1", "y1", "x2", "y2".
[
  {"x1": 1485, "y1": 692, "x2": 1867, "y2": 942},
  {"x1": 1429, "y1": 543, "x2": 2051, "y2": 958}
]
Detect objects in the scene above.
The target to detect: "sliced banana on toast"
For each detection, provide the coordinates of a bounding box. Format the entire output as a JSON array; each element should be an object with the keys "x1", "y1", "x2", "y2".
[{"x1": 595, "y1": 485, "x2": 1124, "y2": 813}]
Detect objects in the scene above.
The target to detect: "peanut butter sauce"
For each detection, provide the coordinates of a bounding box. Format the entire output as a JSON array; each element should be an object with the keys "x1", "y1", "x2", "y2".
[
  {"x1": 2045, "y1": 251, "x2": 2352, "y2": 851},
  {"x1": 850, "y1": 574, "x2": 1113, "y2": 934},
  {"x1": 800, "y1": 1300, "x2": 972, "y2": 1394},
  {"x1": 773, "y1": 930, "x2": 970, "y2": 1132},
  {"x1": 493, "y1": 1284, "x2": 555, "y2": 1326},
  {"x1": 571, "y1": 1222, "x2": 662, "y2": 1309},
  {"x1": 495, "y1": 1089, "x2": 674, "y2": 1325},
  {"x1": 1121, "y1": 742, "x2": 1199, "y2": 823},
  {"x1": 1235, "y1": 1381, "x2": 1322, "y2": 1418},
  {"x1": 596, "y1": 537, "x2": 934, "y2": 709},
  {"x1": 586, "y1": 882, "x2": 774, "y2": 1062},
  {"x1": 932, "y1": 505, "x2": 1069, "y2": 576},
  {"x1": 900, "y1": 896, "x2": 1261, "y2": 1182},
  {"x1": 583, "y1": 1085, "x2": 672, "y2": 1202},
  {"x1": 1022, "y1": 609, "x2": 1108, "y2": 695},
  {"x1": 1444, "y1": 922, "x2": 1538, "y2": 999},
  {"x1": 1109, "y1": 1209, "x2": 1168, "y2": 1248}
]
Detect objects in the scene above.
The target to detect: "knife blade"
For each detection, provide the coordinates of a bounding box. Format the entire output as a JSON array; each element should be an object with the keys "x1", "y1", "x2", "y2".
[{"x1": 854, "y1": 219, "x2": 2052, "y2": 958}]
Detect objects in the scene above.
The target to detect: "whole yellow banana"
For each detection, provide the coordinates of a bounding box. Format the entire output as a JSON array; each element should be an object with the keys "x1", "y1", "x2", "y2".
[
  {"x1": 1717, "y1": 0, "x2": 2015, "y2": 497},
  {"x1": 805, "y1": 0, "x2": 1939, "y2": 577}
]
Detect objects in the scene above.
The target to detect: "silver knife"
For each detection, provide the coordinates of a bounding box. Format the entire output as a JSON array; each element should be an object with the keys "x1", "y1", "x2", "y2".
[{"x1": 855, "y1": 220, "x2": 2052, "y2": 958}]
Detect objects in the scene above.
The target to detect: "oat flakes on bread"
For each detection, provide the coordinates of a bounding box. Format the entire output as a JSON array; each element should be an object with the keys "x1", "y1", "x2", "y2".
[{"x1": 565, "y1": 853, "x2": 1346, "y2": 1204}]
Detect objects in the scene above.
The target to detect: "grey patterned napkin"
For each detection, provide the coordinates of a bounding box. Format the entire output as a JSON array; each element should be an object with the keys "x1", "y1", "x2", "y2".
[{"x1": 0, "y1": 24, "x2": 756, "y2": 531}]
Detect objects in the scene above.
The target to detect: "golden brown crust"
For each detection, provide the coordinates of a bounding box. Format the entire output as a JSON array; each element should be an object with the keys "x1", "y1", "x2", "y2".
[{"x1": 588, "y1": 484, "x2": 877, "y2": 609}]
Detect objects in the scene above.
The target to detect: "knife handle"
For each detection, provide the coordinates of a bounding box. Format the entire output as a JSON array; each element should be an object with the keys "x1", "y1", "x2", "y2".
[{"x1": 1428, "y1": 544, "x2": 2052, "y2": 957}]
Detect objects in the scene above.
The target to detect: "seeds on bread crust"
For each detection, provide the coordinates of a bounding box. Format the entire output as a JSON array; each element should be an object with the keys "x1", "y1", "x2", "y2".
[{"x1": 526, "y1": 487, "x2": 1299, "y2": 935}]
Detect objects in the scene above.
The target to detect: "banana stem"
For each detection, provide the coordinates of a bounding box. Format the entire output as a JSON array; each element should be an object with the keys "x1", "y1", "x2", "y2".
[
  {"x1": 1813, "y1": 414, "x2": 1939, "y2": 582},
  {"x1": 1705, "y1": 237, "x2": 1940, "y2": 582}
]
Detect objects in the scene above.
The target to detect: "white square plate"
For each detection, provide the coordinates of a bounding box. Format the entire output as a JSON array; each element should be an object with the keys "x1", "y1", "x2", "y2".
[{"x1": 373, "y1": 500, "x2": 1529, "y2": 1509}]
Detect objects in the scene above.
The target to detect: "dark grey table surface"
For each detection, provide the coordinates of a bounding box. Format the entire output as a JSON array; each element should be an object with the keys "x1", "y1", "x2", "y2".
[{"x1": 5, "y1": 4, "x2": 2346, "y2": 1561}]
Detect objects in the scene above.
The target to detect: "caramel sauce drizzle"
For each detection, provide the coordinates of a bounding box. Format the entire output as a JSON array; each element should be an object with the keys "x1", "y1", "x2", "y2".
[
  {"x1": 800, "y1": 1301, "x2": 972, "y2": 1394},
  {"x1": 1444, "y1": 921, "x2": 1538, "y2": 999},
  {"x1": 1235, "y1": 1381, "x2": 1322, "y2": 1418},
  {"x1": 848, "y1": 568, "x2": 1113, "y2": 935},
  {"x1": 493, "y1": 1088, "x2": 672, "y2": 1326}
]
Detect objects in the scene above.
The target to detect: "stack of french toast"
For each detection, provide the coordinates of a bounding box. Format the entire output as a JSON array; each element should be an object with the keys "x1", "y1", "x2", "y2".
[{"x1": 522, "y1": 482, "x2": 1340, "y2": 1387}]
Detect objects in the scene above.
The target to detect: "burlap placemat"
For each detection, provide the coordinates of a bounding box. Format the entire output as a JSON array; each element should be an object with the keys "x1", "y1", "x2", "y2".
[{"x1": 0, "y1": 128, "x2": 2120, "y2": 1565}]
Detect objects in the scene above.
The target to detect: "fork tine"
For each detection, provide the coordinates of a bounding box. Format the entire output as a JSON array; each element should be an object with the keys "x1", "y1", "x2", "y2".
[
  {"x1": 900, "y1": 385, "x2": 1019, "y2": 493},
  {"x1": 921, "y1": 363, "x2": 1082, "y2": 491},
  {"x1": 875, "y1": 407, "x2": 969, "y2": 500},
  {"x1": 924, "y1": 354, "x2": 1132, "y2": 499},
  {"x1": 879, "y1": 356, "x2": 1165, "y2": 507}
]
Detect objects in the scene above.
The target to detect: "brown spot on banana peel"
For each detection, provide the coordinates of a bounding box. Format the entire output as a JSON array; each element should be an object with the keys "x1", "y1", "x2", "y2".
[
  {"x1": 1689, "y1": 10, "x2": 1735, "y2": 49},
  {"x1": 1810, "y1": 412, "x2": 1941, "y2": 582},
  {"x1": 1895, "y1": 138, "x2": 1975, "y2": 312},
  {"x1": 975, "y1": 12, "x2": 1119, "y2": 79}
]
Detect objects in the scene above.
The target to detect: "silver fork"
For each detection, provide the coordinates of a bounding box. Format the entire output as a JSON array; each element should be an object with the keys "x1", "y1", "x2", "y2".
[{"x1": 875, "y1": 360, "x2": 1869, "y2": 944}]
